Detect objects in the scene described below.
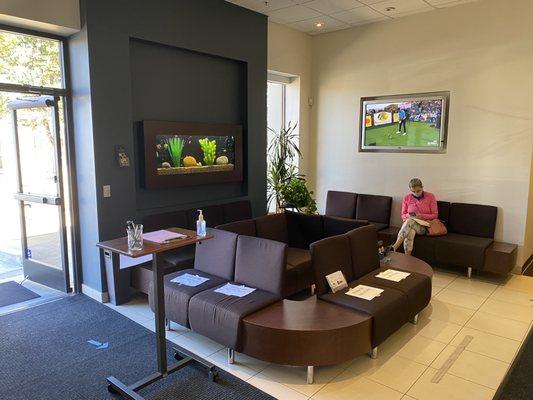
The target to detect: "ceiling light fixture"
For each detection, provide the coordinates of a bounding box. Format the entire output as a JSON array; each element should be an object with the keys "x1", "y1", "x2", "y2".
[{"x1": 316, "y1": 22, "x2": 324, "y2": 28}]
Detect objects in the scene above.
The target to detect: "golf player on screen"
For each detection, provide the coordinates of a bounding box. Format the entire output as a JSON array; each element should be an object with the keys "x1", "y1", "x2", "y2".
[{"x1": 397, "y1": 108, "x2": 407, "y2": 135}]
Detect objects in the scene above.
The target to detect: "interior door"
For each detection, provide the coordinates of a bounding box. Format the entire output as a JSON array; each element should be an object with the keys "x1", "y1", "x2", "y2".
[{"x1": 10, "y1": 95, "x2": 70, "y2": 292}]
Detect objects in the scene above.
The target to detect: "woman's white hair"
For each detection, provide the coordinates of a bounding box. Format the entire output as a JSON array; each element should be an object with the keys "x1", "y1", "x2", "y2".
[{"x1": 409, "y1": 178, "x2": 423, "y2": 188}]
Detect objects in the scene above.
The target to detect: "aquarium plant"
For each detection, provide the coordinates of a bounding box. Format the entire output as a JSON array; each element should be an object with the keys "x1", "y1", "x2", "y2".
[
  {"x1": 199, "y1": 138, "x2": 217, "y2": 165},
  {"x1": 267, "y1": 122, "x2": 302, "y2": 212},
  {"x1": 280, "y1": 177, "x2": 317, "y2": 215},
  {"x1": 167, "y1": 136, "x2": 184, "y2": 167}
]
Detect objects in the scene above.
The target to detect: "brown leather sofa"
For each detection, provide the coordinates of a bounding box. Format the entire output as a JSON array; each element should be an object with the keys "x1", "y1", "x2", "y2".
[
  {"x1": 216, "y1": 210, "x2": 368, "y2": 297},
  {"x1": 132, "y1": 200, "x2": 252, "y2": 294},
  {"x1": 325, "y1": 190, "x2": 392, "y2": 232},
  {"x1": 310, "y1": 225, "x2": 432, "y2": 351},
  {"x1": 326, "y1": 190, "x2": 516, "y2": 276},
  {"x1": 149, "y1": 228, "x2": 287, "y2": 351}
]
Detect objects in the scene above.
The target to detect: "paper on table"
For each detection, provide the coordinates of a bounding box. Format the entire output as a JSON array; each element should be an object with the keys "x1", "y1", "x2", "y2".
[
  {"x1": 214, "y1": 283, "x2": 256, "y2": 298},
  {"x1": 345, "y1": 285, "x2": 383, "y2": 301},
  {"x1": 376, "y1": 269, "x2": 411, "y2": 282},
  {"x1": 143, "y1": 229, "x2": 188, "y2": 244},
  {"x1": 170, "y1": 273, "x2": 209, "y2": 287}
]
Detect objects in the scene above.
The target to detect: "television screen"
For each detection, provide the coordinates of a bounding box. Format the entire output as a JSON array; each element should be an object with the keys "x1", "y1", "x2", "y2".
[{"x1": 359, "y1": 92, "x2": 449, "y2": 153}]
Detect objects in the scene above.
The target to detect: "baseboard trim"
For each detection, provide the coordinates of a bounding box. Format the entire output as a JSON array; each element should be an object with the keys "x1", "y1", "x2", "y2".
[{"x1": 81, "y1": 283, "x2": 109, "y2": 303}]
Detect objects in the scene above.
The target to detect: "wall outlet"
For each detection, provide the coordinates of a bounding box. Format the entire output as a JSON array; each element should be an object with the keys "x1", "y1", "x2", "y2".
[{"x1": 103, "y1": 185, "x2": 111, "y2": 198}]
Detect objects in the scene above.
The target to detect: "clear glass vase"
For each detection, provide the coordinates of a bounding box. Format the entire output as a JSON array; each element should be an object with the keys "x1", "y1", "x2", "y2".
[{"x1": 127, "y1": 224, "x2": 143, "y2": 251}]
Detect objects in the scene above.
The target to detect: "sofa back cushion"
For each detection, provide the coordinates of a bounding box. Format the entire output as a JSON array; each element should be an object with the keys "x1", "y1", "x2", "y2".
[
  {"x1": 194, "y1": 228, "x2": 238, "y2": 280},
  {"x1": 325, "y1": 191, "x2": 357, "y2": 218},
  {"x1": 346, "y1": 225, "x2": 380, "y2": 279},
  {"x1": 285, "y1": 211, "x2": 324, "y2": 249},
  {"x1": 187, "y1": 205, "x2": 225, "y2": 230},
  {"x1": 355, "y1": 194, "x2": 392, "y2": 225},
  {"x1": 143, "y1": 210, "x2": 188, "y2": 232},
  {"x1": 255, "y1": 213, "x2": 288, "y2": 243},
  {"x1": 310, "y1": 235, "x2": 353, "y2": 296},
  {"x1": 323, "y1": 215, "x2": 369, "y2": 237},
  {"x1": 216, "y1": 219, "x2": 257, "y2": 237},
  {"x1": 234, "y1": 235, "x2": 287, "y2": 295},
  {"x1": 448, "y1": 203, "x2": 497, "y2": 238},
  {"x1": 223, "y1": 200, "x2": 252, "y2": 223},
  {"x1": 437, "y1": 201, "x2": 451, "y2": 226}
]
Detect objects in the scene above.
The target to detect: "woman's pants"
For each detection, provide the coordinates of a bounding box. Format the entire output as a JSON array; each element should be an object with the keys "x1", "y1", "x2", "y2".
[{"x1": 398, "y1": 219, "x2": 426, "y2": 253}]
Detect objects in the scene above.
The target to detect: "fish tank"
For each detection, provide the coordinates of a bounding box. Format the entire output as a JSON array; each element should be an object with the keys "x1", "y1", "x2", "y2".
[{"x1": 138, "y1": 120, "x2": 243, "y2": 189}]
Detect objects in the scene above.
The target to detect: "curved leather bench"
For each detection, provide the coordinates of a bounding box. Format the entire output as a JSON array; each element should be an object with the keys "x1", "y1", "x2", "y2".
[{"x1": 239, "y1": 251, "x2": 433, "y2": 383}]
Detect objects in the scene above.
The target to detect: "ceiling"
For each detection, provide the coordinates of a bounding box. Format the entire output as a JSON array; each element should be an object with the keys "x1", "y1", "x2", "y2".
[{"x1": 225, "y1": 0, "x2": 479, "y2": 34}]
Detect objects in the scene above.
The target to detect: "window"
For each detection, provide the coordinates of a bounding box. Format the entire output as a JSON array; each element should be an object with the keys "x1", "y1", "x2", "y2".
[{"x1": 266, "y1": 72, "x2": 300, "y2": 212}]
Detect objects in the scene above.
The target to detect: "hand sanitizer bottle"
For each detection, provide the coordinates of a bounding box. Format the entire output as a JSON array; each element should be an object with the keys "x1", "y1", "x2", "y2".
[{"x1": 196, "y1": 209, "x2": 206, "y2": 237}]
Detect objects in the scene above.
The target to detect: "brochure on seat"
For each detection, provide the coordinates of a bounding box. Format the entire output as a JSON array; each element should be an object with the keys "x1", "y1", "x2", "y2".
[
  {"x1": 376, "y1": 269, "x2": 411, "y2": 282},
  {"x1": 409, "y1": 217, "x2": 430, "y2": 227},
  {"x1": 143, "y1": 229, "x2": 188, "y2": 244},
  {"x1": 214, "y1": 283, "x2": 256, "y2": 298},
  {"x1": 170, "y1": 273, "x2": 209, "y2": 287},
  {"x1": 345, "y1": 285, "x2": 383, "y2": 301}
]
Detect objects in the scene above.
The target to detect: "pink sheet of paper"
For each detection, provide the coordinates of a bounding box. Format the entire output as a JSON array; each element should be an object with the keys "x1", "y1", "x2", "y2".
[{"x1": 143, "y1": 229, "x2": 188, "y2": 244}]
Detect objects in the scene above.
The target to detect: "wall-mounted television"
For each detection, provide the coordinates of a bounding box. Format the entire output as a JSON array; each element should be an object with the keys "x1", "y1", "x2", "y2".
[
  {"x1": 359, "y1": 91, "x2": 449, "y2": 153},
  {"x1": 138, "y1": 120, "x2": 243, "y2": 189}
]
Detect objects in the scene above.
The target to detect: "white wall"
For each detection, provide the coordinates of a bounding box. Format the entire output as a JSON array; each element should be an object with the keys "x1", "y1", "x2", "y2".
[
  {"x1": 0, "y1": 0, "x2": 80, "y2": 35},
  {"x1": 268, "y1": 21, "x2": 313, "y2": 179},
  {"x1": 311, "y1": 0, "x2": 533, "y2": 265}
]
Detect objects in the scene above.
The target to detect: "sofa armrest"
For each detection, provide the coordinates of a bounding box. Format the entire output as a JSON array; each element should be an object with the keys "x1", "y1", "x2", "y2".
[{"x1": 323, "y1": 215, "x2": 369, "y2": 238}]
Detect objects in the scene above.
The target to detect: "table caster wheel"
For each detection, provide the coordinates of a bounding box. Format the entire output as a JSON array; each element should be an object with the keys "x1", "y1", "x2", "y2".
[
  {"x1": 107, "y1": 384, "x2": 118, "y2": 394},
  {"x1": 208, "y1": 370, "x2": 219, "y2": 382}
]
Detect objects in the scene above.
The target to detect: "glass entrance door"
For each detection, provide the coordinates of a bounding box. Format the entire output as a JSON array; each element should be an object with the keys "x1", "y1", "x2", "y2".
[{"x1": 10, "y1": 96, "x2": 70, "y2": 291}]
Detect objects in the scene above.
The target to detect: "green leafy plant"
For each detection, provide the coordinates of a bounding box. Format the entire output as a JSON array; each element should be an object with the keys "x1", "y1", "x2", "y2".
[
  {"x1": 267, "y1": 122, "x2": 305, "y2": 212},
  {"x1": 167, "y1": 137, "x2": 184, "y2": 167},
  {"x1": 280, "y1": 178, "x2": 317, "y2": 214},
  {"x1": 199, "y1": 138, "x2": 217, "y2": 165}
]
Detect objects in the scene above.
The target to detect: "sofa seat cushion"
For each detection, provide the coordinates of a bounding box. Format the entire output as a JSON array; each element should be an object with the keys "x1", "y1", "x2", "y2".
[
  {"x1": 320, "y1": 284, "x2": 408, "y2": 347},
  {"x1": 435, "y1": 233, "x2": 493, "y2": 269},
  {"x1": 359, "y1": 269, "x2": 432, "y2": 319},
  {"x1": 188, "y1": 284, "x2": 280, "y2": 350},
  {"x1": 148, "y1": 269, "x2": 227, "y2": 328},
  {"x1": 412, "y1": 235, "x2": 440, "y2": 264},
  {"x1": 283, "y1": 247, "x2": 314, "y2": 297},
  {"x1": 369, "y1": 222, "x2": 388, "y2": 232}
]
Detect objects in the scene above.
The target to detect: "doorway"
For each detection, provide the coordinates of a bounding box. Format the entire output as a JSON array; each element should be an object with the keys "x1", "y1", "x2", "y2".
[{"x1": 0, "y1": 27, "x2": 76, "y2": 298}]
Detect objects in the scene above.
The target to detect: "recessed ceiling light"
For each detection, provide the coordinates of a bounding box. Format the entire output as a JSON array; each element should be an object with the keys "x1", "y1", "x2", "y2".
[
  {"x1": 316, "y1": 22, "x2": 324, "y2": 28},
  {"x1": 385, "y1": 6, "x2": 396, "y2": 11}
]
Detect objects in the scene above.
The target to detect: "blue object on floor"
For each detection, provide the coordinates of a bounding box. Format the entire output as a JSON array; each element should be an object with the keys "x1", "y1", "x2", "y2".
[{"x1": 87, "y1": 339, "x2": 109, "y2": 349}]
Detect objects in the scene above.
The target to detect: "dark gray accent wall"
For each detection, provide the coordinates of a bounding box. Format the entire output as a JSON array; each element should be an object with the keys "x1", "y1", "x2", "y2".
[{"x1": 69, "y1": 0, "x2": 267, "y2": 293}]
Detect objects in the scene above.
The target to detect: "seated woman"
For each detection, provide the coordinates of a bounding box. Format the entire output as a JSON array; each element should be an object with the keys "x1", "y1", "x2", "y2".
[{"x1": 390, "y1": 178, "x2": 437, "y2": 255}]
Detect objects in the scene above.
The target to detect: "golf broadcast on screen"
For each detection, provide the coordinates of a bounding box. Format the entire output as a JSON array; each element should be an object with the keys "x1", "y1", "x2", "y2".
[{"x1": 360, "y1": 93, "x2": 448, "y2": 152}]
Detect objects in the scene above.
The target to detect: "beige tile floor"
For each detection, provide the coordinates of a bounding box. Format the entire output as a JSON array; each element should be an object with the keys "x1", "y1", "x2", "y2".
[{"x1": 105, "y1": 269, "x2": 533, "y2": 400}]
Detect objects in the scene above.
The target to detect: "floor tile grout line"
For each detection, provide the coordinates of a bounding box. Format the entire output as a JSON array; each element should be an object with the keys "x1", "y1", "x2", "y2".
[{"x1": 444, "y1": 369, "x2": 500, "y2": 392}]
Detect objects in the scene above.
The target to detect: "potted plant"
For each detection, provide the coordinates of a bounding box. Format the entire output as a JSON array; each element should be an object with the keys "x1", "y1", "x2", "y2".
[
  {"x1": 280, "y1": 177, "x2": 317, "y2": 214},
  {"x1": 267, "y1": 122, "x2": 316, "y2": 214}
]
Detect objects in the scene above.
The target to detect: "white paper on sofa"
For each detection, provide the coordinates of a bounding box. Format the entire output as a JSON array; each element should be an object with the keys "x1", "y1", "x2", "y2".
[
  {"x1": 345, "y1": 285, "x2": 383, "y2": 300},
  {"x1": 375, "y1": 269, "x2": 410, "y2": 282},
  {"x1": 170, "y1": 273, "x2": 209, "y2": 287},
  {"x1": 215, "y1": 283, "x2": 256, "y2": 297}
]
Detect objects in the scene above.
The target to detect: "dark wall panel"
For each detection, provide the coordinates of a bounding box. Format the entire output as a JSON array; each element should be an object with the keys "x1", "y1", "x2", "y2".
[{"x1": 70, "y1": 0, "x2": 267, "y2": 293}]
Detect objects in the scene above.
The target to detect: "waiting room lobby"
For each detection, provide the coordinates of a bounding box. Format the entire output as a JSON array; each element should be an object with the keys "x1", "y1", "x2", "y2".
[{"x1": 0, "y1": 0, "x2": 532, "y2": 399}]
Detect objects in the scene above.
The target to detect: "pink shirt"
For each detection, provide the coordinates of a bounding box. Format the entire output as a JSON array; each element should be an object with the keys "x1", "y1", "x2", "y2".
[{"x1": 401, "y1": 191, "x2": 438, "y2": 221}]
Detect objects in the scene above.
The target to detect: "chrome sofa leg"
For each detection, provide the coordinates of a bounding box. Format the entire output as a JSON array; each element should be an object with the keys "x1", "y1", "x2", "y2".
[
  {"x1": 369, "y1": 347, "x2": 378, "y2": 359},
  {"x1": 228, "y1": 348, "x2": 235, "y2": 364},
  {"x1": 307, "y1": 366, "x2": 314, "y2": 384},
  {"x1": 411, "y1": 314, "x2": 419, "y2": 325},
  {"x1": 467, "y1": 267, "x2": 472, "y2": 279},
  {"x1": 310, "y1": 284, "x2": 316, "y2": 296},
  {"x1": 165, "y1": 318, "x2": 171, "y2": 331}
]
